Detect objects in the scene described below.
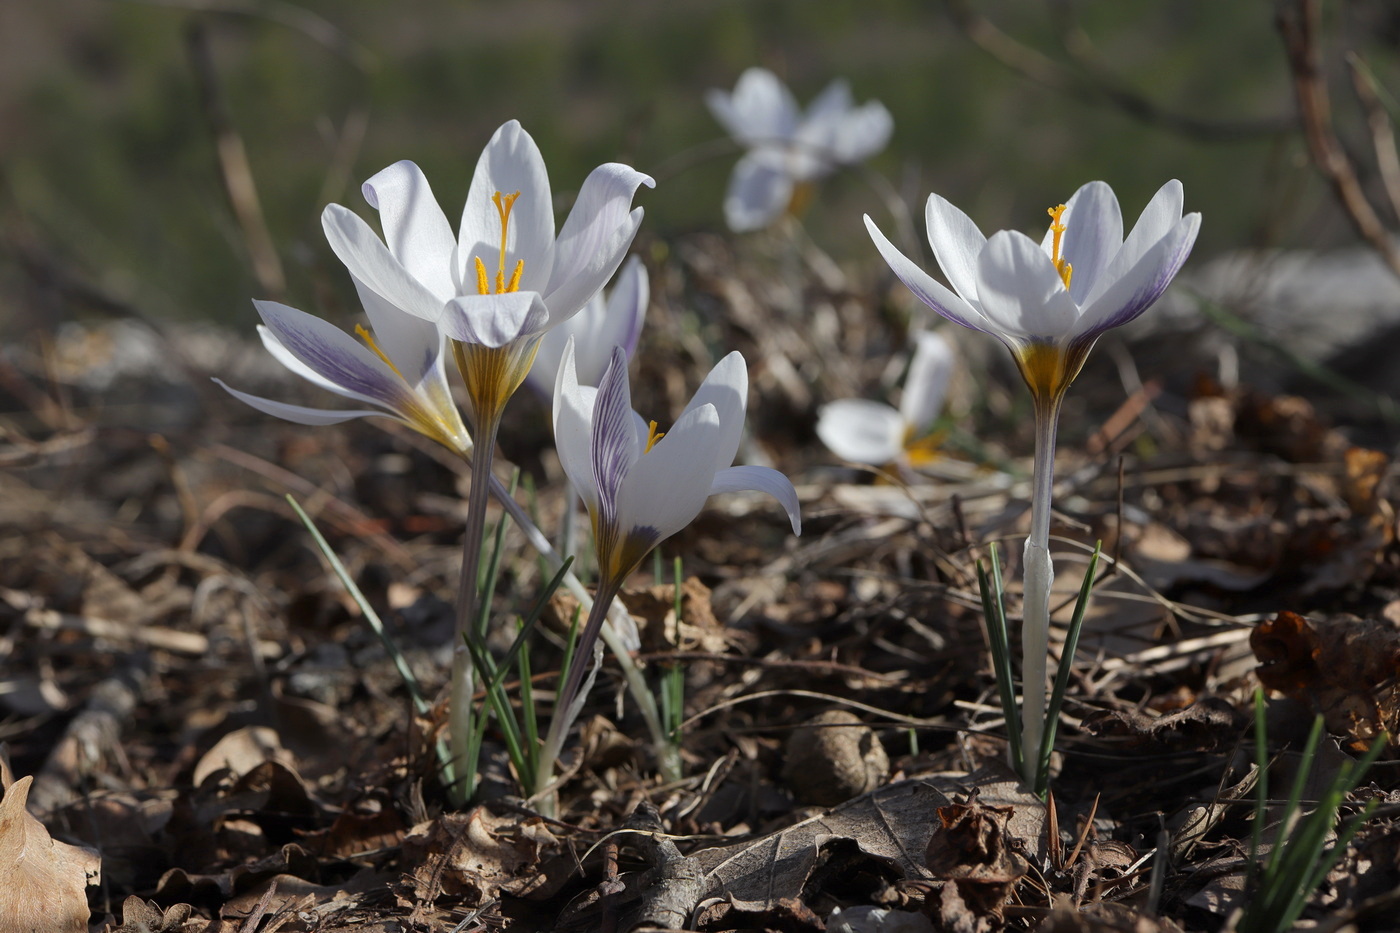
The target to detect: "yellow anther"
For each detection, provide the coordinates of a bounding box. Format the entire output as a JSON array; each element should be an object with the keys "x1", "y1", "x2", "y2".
[
  {"x1": 1046, "y1": 203, "x2": 1073, "y2": 290},
  {"x1": 355, "y1": 324, "x2": 405, "y2": 379},
  {"x1": 473, "y1": 191, "x2": 525, "y2": 296},
  {"x1": 644, "y1": 420, "x2": 666, "y2": 453}
]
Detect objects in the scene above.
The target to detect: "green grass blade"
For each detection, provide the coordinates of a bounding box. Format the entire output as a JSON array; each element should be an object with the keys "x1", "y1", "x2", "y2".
[
  {"x1": 977, "y1": 543, "x2": 1022, "y2": 777},
  {"x1": 286, "y1": 494, "x2": 428, "y2": 716}
]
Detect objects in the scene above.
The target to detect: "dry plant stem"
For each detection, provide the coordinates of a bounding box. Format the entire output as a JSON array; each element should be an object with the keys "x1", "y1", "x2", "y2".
[
  {"x1": 1279, "y1": 0, "x2": 1400, "y2": 279},
  {"x1": 448, "y1": 405, "x2": 503, "y2": 803},
  {"x1": 1019, "y1": 394, "x2": 1062, "y2": 785},
  {"x1": 485, "y1": 476, "x2": 679, "y2": 783}
]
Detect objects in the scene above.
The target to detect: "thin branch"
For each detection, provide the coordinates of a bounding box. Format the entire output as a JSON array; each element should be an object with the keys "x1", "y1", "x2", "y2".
[
  {"x1": 1347, "y1": 53, "x2": 1400, "y2": 226},
  {"x1": 945, "y1": 0, "x2": 1292, "y2": 143},
  {"x1": 1277, "y1": 0, "x2": 1400, "y2": 279}
]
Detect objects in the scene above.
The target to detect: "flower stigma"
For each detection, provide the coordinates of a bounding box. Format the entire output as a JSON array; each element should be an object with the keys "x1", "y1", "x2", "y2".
[
  {"x1": 644, "y1": 420, "x2": 666, "y2": 453},
  {"x1": 1046, "y1": 204, "x2": 1073, "y2": 291},
  {"x1": 474, "y1": 190, "x2": 525, "y2": 295},
  {"x1": 355, "y1": 324, "x2": 406, "y2": 379}
]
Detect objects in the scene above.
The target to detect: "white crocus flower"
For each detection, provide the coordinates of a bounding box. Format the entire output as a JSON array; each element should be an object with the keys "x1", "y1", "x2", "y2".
[
  {"x1": 545, "y1": 338, "x2": 801, "y2": 770},
  {"x1": 321, "y1": 119, "x2": 654, "y2": 422},
  {"x1": 866, "y1": 180, "x2": 1199, "y2": 785},
  {"x1": 525, "y1": 254, "x2": 648, "y2": 398},
  {"x1": 708, "y1": 67, "x2": 892, "y2": 232},
  {"x1": 817, "y1": 331, "x2": 954, "y2": 470},
  {"x1": 215, "y1": 296, "x2": 470, "y2": 455}
]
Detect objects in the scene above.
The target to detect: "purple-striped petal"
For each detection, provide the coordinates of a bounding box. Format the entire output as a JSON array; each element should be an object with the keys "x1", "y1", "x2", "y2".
[
  {"x1": 254, "y1": 299, "x2": 417, "y2": 411},
  {"x1": 441, "y1": 291, "x2": 549, "y2": 348},
  {"x1": 1074, "y1": 212, "x2": 1200, "y2": 338},
  {"x1": 1082, "y1": 179, "x2": 1186, "y2": 310},
  {"x1": 543, "y1": 162, "x2": 653, "y2": 326},
  {"x1": 866, "y1": 215, "x2": 991, "y2": 335},
  {"x1": 591, "y1": 347, "x2": 641, "y2": 538},
  {"x1": 347, "y1": 274, "x2": 444, "y2": 389},
  {"x1": 708, "y1": 465, "x2": 801, "y2": 535},
  {"x1": 361, "y1": 160, "x2": 458, "y2": 302}
]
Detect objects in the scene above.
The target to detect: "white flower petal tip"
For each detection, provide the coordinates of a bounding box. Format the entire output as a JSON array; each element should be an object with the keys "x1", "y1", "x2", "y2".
[
  {"x1": 872, "y1": 180, "x2": 1199, "y2": 398},
  {"x1": 527, "y1": 254, "x2": 649, "y2": 396},
  {"x1": 710, "y1": 465, "x2": 802, "y2": 535},
  {"x1": 711, "y1": 68, "x2": 891, "y2": 231},
  {"x1": 553, "y1": 346, "x2": 799, "y2": 586},
  {"x1": 816, "y1": 399, "x2": 905, "y2": 465}
]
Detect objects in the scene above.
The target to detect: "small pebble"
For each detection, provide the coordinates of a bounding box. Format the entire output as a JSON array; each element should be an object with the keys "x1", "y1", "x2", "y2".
[{"x1": 782, "y1": 709, "x2": 890, "y2": 806}]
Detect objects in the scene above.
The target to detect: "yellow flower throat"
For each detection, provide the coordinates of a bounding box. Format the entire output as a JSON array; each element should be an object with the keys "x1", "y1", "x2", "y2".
[
  {"x1": 475, "y1": 190, "x2": 524, "y2": 295},
  {"x1": 1046, "y1": 204, "x2": 1073, "y2": 290}
]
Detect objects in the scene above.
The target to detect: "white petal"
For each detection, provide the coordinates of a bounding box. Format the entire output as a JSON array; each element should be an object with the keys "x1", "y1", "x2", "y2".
[
  {"x1": 925, "y1": 193, "x2": 986, "y2": 305},
  {"x1": 816, "y1": 399, "x2": 905, "y2": 465},
  {"x1": 724, "y1": 151, "x2": 795, "y2": 232},
  {"x1": 214, "y1": 379, "x2": 384, "y2": 426},
  {"x1": 601, "y1": 254, "x2": 649, "y2": 361},
  {"x1": 458, "y1": 120, "x2": 556, "y2": 294},
  {"x1": 254, "y1": 299, "x2": 414, "y2": 409},
  {"x1": 321, "y1": 204, "x2": 446, "y2": 322},
  {"x1": 360, "y1": 160, "x2": 458, "y2": 302},
  {"x1": 828, "y1": 100, "x2": 893, "y2": 165},
  {"x1": 256, "y1": 325, "x2": 354, "y2": 399},
  {"x1": 974, "y1": 231, "x2": 1081, "y2": 341},
  {"x1": 1083, "y1": 179, "x2": 1184, "y2": 309},
  {"x1": 709, "y1": 465, "x2": 801, "y2": 535},
  {"x1": 865, "y1": 215, "x2": 991, "y2": 334},
  {"x1": 543, "y1": 162, "x2": 654, "y2": 326},
  {"x1": 1056, "y1": 180, "x2": 1122, "y2": 304},
  {"x1": 707, "y1": 68, "x2": 799, "y2": 147},
  {"x1": 680, "y1": 350, "x2": 748, "y2": 471},
  {"x1": 804, "y1": 78, "x2": 854, "y2": 123},
  {"x1": 552, "y1": 338, "x2": 600, "y2": 510},
  {"x1": 348, "y1": 273, "x2": 443, "y2": 389},
  {"x1": 1074, "y1": 212, "x2": 1200, "y2": 338},
  {"x1": 441, "y1": 291, "x2": 549, "y2": 348},
  {"x1": 616, "y1": 402, "x2": 722, "y2": 546},
  {"x1": 899, "y1": 331, "x2": 955, "y2": 433}
]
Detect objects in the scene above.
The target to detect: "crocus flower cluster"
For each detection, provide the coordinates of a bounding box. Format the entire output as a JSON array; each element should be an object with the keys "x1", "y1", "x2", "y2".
[
  {"x1": 708, "y1": 67, "x2": 893, "y2": 232},
  {"x1": 219, "y1": 117, "x2": 804, "y2": 801}
]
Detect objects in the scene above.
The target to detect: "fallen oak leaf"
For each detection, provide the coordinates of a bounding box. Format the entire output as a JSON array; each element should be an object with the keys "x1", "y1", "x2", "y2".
[{"x1": 0, "y1": 774, "x2": 102, "y2": 933}]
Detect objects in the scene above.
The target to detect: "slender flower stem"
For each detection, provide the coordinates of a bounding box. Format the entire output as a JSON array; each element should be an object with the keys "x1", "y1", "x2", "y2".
[
  {"x1": 533, "y1": 575, "x2": 619, "y2": 804},
  {"x1": 484, "y1": 476, "x2": 678, "y2": 782},
  {"x1": 448, "y1": 403, "x2": 504, "y2": 804},
  {"x1": 1019, "y1": 394, "x2": 1062, "y2": 786}
]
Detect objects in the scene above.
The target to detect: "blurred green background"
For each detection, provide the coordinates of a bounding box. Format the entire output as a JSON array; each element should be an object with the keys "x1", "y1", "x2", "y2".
[{"x1": 2, "y1": 0, "x2": 1397, "y2": 330}]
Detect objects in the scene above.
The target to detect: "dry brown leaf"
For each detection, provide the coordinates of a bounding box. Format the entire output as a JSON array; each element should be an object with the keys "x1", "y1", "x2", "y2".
[
  {"x1": 924, "y1": 792, "x2": 1028, "y2": 933},
  {"x1": 693, "y1": 767, "x2": 1044, "y2": 921},
  {"x1": 400, "y1": 805, "x2": 563, "y2": 909},
  {"x1": 0, "y1": 774, "x2": 101, "y2": 933},
  {"x1": 107, "y1": 896, "x2": 196, "y2": 933},
  {"x1": 1251, "y1": 611, "x2": 1400, "y2": 751},
  {"x1": 193, "y1": 726, "x2": 296, "y2": 787},
  {"x1": 1080, "y1": 697, "x2": 1243, "y2": 752}
]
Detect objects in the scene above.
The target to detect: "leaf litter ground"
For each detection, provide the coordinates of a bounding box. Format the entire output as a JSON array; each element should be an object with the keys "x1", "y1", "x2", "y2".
[{"x1": 2, "y1": 231, "x2": 1399, "y2": 932}]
